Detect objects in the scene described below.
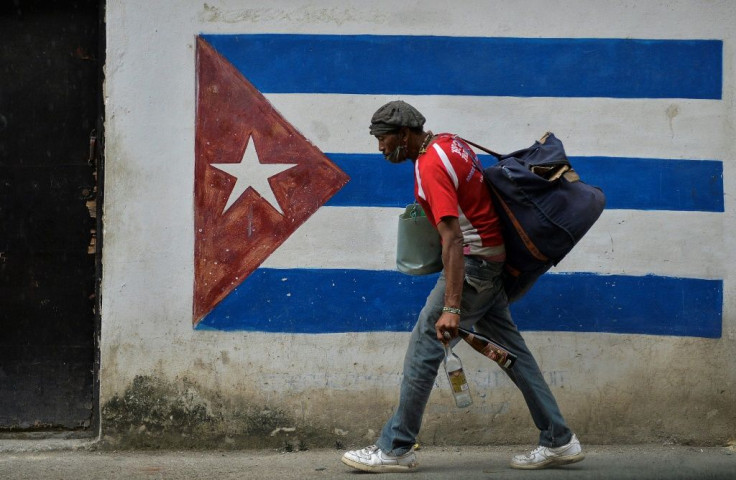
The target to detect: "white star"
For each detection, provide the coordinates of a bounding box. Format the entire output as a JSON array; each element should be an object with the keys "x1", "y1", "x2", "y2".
[{"x1": 211, "y1": 135, "x2": 297, "y2": 215}]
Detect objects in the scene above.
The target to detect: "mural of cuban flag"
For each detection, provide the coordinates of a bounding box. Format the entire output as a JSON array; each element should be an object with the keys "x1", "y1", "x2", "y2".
[{"x1": 193, "y1": 33, "x2": 723, "y2": 338}]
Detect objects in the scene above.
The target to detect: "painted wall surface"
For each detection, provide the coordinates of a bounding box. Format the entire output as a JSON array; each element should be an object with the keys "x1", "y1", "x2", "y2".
[{"x1": 101, "y1": 0, "x2": 736, "y2": 448}]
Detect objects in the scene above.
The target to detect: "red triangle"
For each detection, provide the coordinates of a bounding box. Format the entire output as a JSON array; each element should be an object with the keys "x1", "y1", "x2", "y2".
[{"x1": 193, "y1": 37, "x2": 349, "y2": 325}]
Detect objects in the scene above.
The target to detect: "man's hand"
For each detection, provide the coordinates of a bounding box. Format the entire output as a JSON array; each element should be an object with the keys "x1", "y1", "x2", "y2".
[{"x1": 436, "y1": 311, "x2": 460, "y2": 342}]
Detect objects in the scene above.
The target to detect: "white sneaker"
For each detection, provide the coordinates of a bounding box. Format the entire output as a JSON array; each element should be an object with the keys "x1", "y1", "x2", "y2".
[
  {"x1": 510, "y1": 434, "x2": 585, "y2": 469},
  {"x1": 341, "y1": 445, "x2": 418, "y2": 473}
]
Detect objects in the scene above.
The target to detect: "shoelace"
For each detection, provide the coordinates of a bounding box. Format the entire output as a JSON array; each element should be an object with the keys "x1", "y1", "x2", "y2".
[{"x1": 360, "y1": 445, "x2": 379, "y2": 455}]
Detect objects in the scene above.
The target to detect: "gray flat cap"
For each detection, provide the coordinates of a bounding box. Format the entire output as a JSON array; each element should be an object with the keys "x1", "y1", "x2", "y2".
[{"x1": 369, "y1": 100, "x2": 426, "y2": 136}]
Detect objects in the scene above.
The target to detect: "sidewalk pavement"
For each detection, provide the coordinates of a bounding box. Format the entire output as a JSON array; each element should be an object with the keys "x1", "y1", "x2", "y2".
[{"x1": 1, "y1": 440, "x2": 735, "y2": 480}]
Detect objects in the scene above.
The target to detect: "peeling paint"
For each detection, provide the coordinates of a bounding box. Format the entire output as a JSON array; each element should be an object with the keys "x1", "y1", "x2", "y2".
[
  {"x1": 199, "y1": 3, "x2": 390, "y2": 26},
  {"x1": 666, "y1": 103, "x2": 680, "y2": 137},
  {"x1": 100, "y1": 375, "x2": 337, "y2": 450}
]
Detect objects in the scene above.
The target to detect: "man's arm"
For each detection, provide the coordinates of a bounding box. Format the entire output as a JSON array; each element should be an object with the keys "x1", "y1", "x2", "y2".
[{"x1": 435, "y1": 215, "x2": 464, "y2": 342}]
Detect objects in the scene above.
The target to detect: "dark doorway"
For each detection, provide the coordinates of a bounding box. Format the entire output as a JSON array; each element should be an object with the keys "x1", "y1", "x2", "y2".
[{"x1": 0, "y1": 1, "x2": 102, "y2": 434}]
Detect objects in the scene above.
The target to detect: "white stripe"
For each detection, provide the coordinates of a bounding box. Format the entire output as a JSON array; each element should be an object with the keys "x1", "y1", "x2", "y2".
[
  {"x1": 431, "y1": 143, "x2": 459, "y2": 189},
  {"x1": 262, "y1": 207, "x2": 725, "y2": 280},
  {"x1": 458, "y1": 209, "x2": 480, "y2": 240},
  {"x1": 458, "y1": 211, "x2": 483, "y2": 249},
  {"x1": 414, "y1": 160, "x2": 425, "y2": 201},
  {"x1": 196, "y1": 1, "x2": 735, "y2": 40},
  {"x1": 262, "y1": 207, "x2": 402, "y2": 271},
  {"x1": 556, "y1": 209, "x2": 725, "y2": 280},
  {"x1": 265, "y1": 94, "x2": 728, "y2": 160},
  {"x1": 456, "y1": 207, "x2": 494, "y2": 256}
]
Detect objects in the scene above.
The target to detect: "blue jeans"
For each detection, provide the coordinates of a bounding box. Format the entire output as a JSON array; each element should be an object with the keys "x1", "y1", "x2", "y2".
[{"x1": 376, "y1": 257, "x2": 572, "y2": 455}]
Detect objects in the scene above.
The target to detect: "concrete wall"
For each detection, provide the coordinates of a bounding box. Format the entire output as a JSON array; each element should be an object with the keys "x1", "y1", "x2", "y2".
[{"x1": 101, "y1": 0, "x2": 736, "y2": 449}]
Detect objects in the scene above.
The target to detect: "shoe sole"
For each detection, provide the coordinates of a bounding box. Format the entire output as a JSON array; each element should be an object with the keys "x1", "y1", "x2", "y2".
[
  {"x1": 341, "y1": 455, "x2": 418, "y2": 473},
  {"x1": 510, "y1": 452, "x2": 585, "y2": 470}
]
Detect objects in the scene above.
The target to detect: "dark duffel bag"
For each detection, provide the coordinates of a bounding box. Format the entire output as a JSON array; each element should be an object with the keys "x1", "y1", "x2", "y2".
[{"x1": 466, "y1": 133, "x2": 606, "y2": 302}]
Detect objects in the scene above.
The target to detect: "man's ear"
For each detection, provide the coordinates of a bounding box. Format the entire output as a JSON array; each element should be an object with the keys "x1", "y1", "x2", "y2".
[{"x1": 399, "y1": 126, "x2": 410, "y2": 145}]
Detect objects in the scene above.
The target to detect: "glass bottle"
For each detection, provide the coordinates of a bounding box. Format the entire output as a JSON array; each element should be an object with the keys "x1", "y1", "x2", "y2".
[
  {"x1": 458, "y1": 327, "x2": 517, "y2": 369},
  {"x1": 442, "y1": 332, "x2": 472, "y2": 408}
]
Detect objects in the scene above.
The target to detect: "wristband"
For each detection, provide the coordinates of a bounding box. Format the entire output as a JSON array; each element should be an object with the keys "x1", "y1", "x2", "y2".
[{"x1": 442, "y1": 306, "x2": 462, "y2": 316}]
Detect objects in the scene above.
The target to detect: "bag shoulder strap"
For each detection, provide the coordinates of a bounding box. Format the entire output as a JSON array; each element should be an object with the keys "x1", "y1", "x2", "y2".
[
  {"x1": 460, "y1": 137, "x2": 503, "y2": 160},
  {"x1": 461, "y1": 132, "x2": 555, "y2": 161}
]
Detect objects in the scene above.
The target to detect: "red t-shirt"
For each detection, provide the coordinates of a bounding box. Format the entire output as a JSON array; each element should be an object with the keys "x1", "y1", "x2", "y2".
[{"x1": 414, "y1": 133, "x2": 505, "y2": 259}]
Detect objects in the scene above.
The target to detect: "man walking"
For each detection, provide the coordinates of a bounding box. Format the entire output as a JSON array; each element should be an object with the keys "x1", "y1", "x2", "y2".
[{"x1": 341, "y1": 101, "x2": 584, "y2": 473}]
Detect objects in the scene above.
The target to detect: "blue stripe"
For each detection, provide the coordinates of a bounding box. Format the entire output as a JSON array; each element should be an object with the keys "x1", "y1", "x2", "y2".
[
  {"x1": 202, "y1": 34, "x2": 722, "y2": 99},
  {"x1": 196, "y1": 269, "x2": 722, "y2": 338},
  {"x1": 325, "y1": 154, "x2": 415, "y2": 208},
  {"x1": 325, "y1": 154, "x2": 724, "y2": 212},
  {"x1": 573, "y1": 156, "x2": 723, "y2": 212},
  {"x1": 515, "y1": 273, "x2": 722, "y2": 338}
]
